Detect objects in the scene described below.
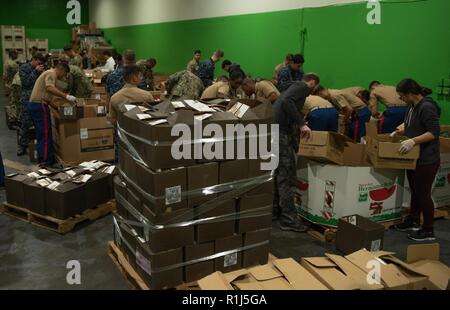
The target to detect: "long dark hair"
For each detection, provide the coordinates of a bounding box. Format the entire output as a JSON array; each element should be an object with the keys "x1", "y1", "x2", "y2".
[{"x1": 397, "y1": 79, "x2": 432, "y2": 96}]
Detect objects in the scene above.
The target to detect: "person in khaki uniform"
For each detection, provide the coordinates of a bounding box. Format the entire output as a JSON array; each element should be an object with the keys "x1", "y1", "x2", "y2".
[
  {"x1": 201, "y1": 70, "x2": 244, "y2": 100},
  {"x1": 28, "y1": 63, "x2": 74, "y2": 167},
  {"x1": 317, "y1": 86, "x2": 371, "y2": 142},
  {"x1": 241, "y1": 78, "x2": 280, "y2": 103},
  {"x1": 186, "y1": 50, "x2": 201, "y2": 75},
  {"x1": 109, "y1": 65, "x2": 154, "y2": 126},
  {"x1": 369, "y1": 81, "x2": 407, "y2": 134},
  {"x1": 303, "y1": 95, "x2": 338, "y2": 132}
]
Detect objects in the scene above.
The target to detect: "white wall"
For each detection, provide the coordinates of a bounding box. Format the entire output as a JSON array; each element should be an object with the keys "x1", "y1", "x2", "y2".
[{"x1": 89, "y1": 0, "x2": 364, "y2": 28}]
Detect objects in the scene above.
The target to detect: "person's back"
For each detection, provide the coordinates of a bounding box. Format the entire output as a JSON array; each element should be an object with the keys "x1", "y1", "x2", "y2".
[
  {"x1": 166, "y1": 70, "x2": 204, "y2": 100},
  {"x1": 201, "y1": 81, "x2": 230, "y2": 100},
  {"x1": 69, "y1": 65, "x2": 93, "y2": 97}
]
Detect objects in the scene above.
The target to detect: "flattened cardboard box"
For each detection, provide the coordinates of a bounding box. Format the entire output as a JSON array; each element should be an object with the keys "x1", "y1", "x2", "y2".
[
  {"x1": 299, "y1": 131, "x2": 351, "y2": 165},
  {"x1": 198, "y1": 258, "x2": 328, "y2": 290}
]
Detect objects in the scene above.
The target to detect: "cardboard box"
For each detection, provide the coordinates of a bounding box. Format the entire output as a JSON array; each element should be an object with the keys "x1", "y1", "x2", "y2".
[
  {"x1": 246, "y1": 159, "x2": 273, "y2": 196},
  {"x1": 338, "y1": 114, "x2": 347, "y2": 135},
  {"x1": 343, "y1": 143, "x2": 371, "y2": 167},
  {"x1": 219, "y1": 159, "x2": 249, "y2": 186},
  {"x1": 5, "y1": 174, "x2": 28, "y2": 207},
  {"x1": 242, "y1": 228, "x2": 271, "y2": 268},
  {"x1": 336, "y1": 215, "x2": 385, "y2": 255},
  {"x1": 237, "y1": 194, "x2": 273, "y2": 233},
  {"x1": 301, "y1": 254, "x2": 384, "y2": 290},
  {"x1": 299, "y1": 131, "x2": 351, "y2": 165},
  {"x1": 214, "y1": 235, "x2": 243, "y2": 273},
  {"x1": 345, "y1": 249, "x2": 411, "y2": 290},
  {"x1": 85, "y1": 171, "x2": 112, "y2": 209},
  {"x1": 406, "y1": 243, "x2": 450, "y2": 290},
  {"x1": 135, "y1": 236, "x2": 184, "y2": 290},
  {"x1": 198, "y1": 258, "x2": 328, "y2": 290},
  {"x1": 46, "y1": 182, "x2": 86, "y2": 219},
  {"x1": 196, "y1": 200, "x2": 236, "y2": 243},
  {"x1": 52, "y1": 113, "x2": 114, "y2": 164},
  {"x1": 23, "y1": 179, "x2": 47, "y2": 215},
  {"x1": 139, "y1": 206, "x2": 195, "y2": 253},
  {"x1": 365, "y1": 122, "x2": 420, "y2": 170},
  {"x1": 136, "y1": 162, "x2": 187, "y2": 214},
  {"x1": 117, "y1": 221, "x2": 139, "y2": 270},
  {"x1": 294, "y1": 158, "x2": 310, "y2": 211},
  {"x1": 114, "y1": 176, "x2": 128, "y2": 219},
  {"x1": 187, "y1": 162, "x2": 218, "y2": 208},
  {"x1": 184, "y1": 242, "x2": 215, "y2": 283},
  {"x1": 298, "y1": 163, "x2": 404, "y2": 228}
]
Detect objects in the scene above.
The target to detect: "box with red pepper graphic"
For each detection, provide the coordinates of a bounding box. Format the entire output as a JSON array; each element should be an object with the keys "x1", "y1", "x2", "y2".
[{"x1": 297, "y1": 163, "x2": 405, "y2": 228}]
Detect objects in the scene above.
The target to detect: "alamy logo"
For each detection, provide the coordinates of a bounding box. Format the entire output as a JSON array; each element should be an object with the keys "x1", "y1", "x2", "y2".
[
  {"x1": 366, "y1": 259, "x2": 382, "y2": 285},
  {"x1": 66, "y1": 260, "x2": 81, "y2": 285},
  {"x1": 367, "y1": 0, "x2": 381, "y2": 25},
  {"x1": 67, "y1": 0, "x2": 81, "y2": 25},
  {"x1": 170, "y1": 120, "x2": 279, "y2": 171}
]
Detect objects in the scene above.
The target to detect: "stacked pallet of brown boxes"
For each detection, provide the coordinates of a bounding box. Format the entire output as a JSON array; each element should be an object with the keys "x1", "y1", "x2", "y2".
[
  {"x1": 113, "y1": 98, "x2": 274, "y2": 289},
  {"x1": 50, "y1": 96, "x2": 114, "y2": 164},
  {"x1": 4, "y1": 161, "x2": 116, "y2": 219}
]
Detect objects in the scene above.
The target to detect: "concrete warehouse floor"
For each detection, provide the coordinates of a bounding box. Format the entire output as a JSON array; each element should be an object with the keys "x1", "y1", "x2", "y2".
[{"x1": 0, "y1": 87, "x2": 449, "y2": 290}]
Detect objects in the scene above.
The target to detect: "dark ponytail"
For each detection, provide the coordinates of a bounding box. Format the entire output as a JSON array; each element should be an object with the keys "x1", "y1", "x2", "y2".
[{"x1": 397, "y1": 78, "x2": 432, "y2": 97}]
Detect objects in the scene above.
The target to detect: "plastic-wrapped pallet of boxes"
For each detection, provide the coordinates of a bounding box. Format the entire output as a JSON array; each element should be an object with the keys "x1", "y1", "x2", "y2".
[
  {"x1": 113, "y1": 99, "x2": 274, "y2": 289},
  {"x1": 295, "y1": 124, "x2": 420, "y2": 228},
  {"x1": 50, "y1": 97, "x2": 114, "y2": 165},
  {"x1": 4, "y1": 161, "x2": 116, "y2": 219}
]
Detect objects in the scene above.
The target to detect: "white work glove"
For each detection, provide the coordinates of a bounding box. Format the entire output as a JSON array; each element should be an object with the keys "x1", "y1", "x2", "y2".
[
  {"x1": 66, "y1": 95, "x2": 77, "y2": 103},
  {"x1": 300, "y1": 125, "x2": 312, "y2": 141},
  {"x1": 399, "y1": 139, "x2": 415, "y2": 154}
]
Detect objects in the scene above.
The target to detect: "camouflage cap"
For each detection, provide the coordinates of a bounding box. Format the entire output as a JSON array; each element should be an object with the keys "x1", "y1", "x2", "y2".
[{"x1": 59, "y1": 55, "x2": 71, "y2": 63}]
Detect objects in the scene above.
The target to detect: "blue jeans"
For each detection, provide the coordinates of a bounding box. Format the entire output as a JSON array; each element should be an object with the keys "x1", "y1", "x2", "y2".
[
  {"x1": 27, "y1": 102, "x2": 55, "y2": 166},
  {"x1": 308, "y1": 108, "x2": 339, "y2": 132},
  {"x1": 0, "y1": 151, "x2": 5, "y2": 186},
  {"x1": 380, "y1": 106, "x2": 407, "y2": 134},
  {"x1": 349, "y1": 107, "x2": 372, "y2": 142}
]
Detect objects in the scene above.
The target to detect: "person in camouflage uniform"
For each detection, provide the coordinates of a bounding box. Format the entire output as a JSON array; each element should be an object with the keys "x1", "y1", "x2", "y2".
[
  {"x1": 186, "y1": 50, "x2": 201, "y2": 75},
  {"x1": 3, "y1": 50, "x2": 19, "y2": 96},
  {"x1": 59, "y1": 55, "x2": 93, "y2": 97},
  {"x1": 17, "y1": 53, "x2": 46, "y2": 156},
  {"x1": 137, "y1": 58, "x2": 157, "y2": 91},
  {"x1": 165, "y1": 70, "x2": 205, "y2": 100},
  {"x1": 5, "y1": 72, "x2": 22, "y2": 129},
  {"x1": 64, "y1": 45, "x2": 83, "y2": 69}
]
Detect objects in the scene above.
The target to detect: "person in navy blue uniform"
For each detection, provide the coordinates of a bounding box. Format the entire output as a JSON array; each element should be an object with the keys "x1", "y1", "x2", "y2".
[
  {"x1": 197, "y1": 50, "x2": 224, "y2": 88},
  {"x1": 277, "y1": 54, "x2": 305, "y2": 92}
]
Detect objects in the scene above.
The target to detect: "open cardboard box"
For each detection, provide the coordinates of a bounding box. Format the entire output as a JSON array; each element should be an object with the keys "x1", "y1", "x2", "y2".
[
  {"x1": 365, "y1": 122, "x2": 420, "y2": 170},
  {"x1": 299, "y1": 131, "x2": 352, "y2": 165},
  {"x1": 198, "y1": 258, "x2": 328, "y2": 290},
  {"x1": 406, "y1": 243, "x2": 450, "y2": 290},
  {"x1": 345, "y1": 248, "x2": 432, "y2": 290}
]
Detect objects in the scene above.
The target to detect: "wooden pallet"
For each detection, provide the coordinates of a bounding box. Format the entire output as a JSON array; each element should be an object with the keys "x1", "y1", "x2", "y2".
[
  {"x1": 1, "y1": 201, "x2": 115, "y2": 234},
  {"x1": 107, "y1": 241, "x2": 278, "y2": 291}
]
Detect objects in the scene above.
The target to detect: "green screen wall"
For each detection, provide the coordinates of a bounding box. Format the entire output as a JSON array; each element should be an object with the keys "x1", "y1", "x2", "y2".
[
  {"x1": 102, "y1": 0, "x2": 449, "y2": 123},
  {"x1": 0, "y1": 0, "x2": 89, "y2": 72}
]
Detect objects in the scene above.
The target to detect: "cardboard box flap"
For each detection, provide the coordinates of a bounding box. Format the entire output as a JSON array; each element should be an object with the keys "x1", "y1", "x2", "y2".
[
  {"x1": 223, "y1": 269, "x2": 251, "y2": 283},
  {"x1": 372, "y1": 251, "x2": 397, "y2": 257},
  {"x1": 198, "y1": 272, "x2": 234, "y2": 290},
  {"x1": 378, "y1": 143, "x2": 420, "y2": 160},
  {"x1": 325, "y1": 253, "x2": 384, "y2": 290},
  {"x1": 242, "y1": 101, "x2": 273, "y2": 121},
  {"x1": 380, "y1": 255, "x2": 429, "y2": 278},
  {"x1": 248, "y1": 264, "x2": 283, "y2": 281},
  {"x1": 272, "y1": 258, "x2": 328, "y2": 290},
  {"x1": 232, "y1": 277, "x2": 265, "y2": 290},
  {"x1": 153, "y1": 100, "x2": 176, "y2": 115},
  {"x1": 406, "y1": 243, "x2": 440, "y2": 263},
  {"x1": 301, "y1": 131, "x2": 329, "y2": 146},
  {"x1": 409, "y1": 261, "x2": 450, "y2": 290},
  {"x1": 303, "y1": 257, "x2": 337, "y2": 268},
  {"x1": 366, "y1": 121, "x2": 379, "y2": 138}
]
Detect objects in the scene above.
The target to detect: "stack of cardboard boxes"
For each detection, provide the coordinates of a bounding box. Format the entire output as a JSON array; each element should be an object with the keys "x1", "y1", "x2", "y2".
[
  {"x1": 296, "y1": 121, "x2": 421, "y2": 227},
  {"x1": 113, "y1": 99, "x2": 274, "y2": 289},
  {"x1": 50, "y1": 96, "x2": 114, "y2": 165},
  {"x1": 4, "y1": 160, "x2": 116, "y2": 219}
]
